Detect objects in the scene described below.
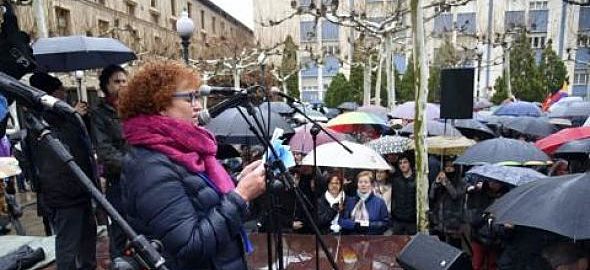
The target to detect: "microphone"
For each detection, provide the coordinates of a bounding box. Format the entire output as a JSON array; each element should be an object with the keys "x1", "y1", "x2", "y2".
[
  {"x1": 198, "y1": 85, "x2": 245, "y2": 96},
  {"x1": 0, "y1": 72, "x2": 76, "y2": 115},
  {"x1": 197, "y1": 91, "x2": 249, "y2": 125},
  {"x1": 270, "y1": 88, "x2": 301, "y2": 104}
]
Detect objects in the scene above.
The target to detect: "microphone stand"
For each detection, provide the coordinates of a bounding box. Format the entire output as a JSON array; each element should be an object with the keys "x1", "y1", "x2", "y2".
[
  {"x1": 230, "y1": 98, "x2": 339, "y2": 270},
  {"x1": 23, "y1": 113, "x2": 168, "y2": 270},
  {"x1": 283, "y1": 101, "x2": 352, "y2": 270}
]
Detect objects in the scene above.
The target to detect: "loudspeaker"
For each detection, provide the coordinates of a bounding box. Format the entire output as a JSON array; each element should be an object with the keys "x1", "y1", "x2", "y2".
[
  {"x1": 397, "y1": 233, "x2": 471, "y2": 270},
  {"x1": 440, "y1": 68, "x2": 474, "y2": 119}
]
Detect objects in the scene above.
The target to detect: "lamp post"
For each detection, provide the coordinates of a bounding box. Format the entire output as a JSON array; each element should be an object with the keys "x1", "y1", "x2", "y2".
[
  {"x1": 75, "y1": 70, "x2": 84, "y2": 102},
  {"x1": 475, "y1": 43, "x2": 484, "y2": 99},
  {"x1": 176, "y1": 11, "x2": 194, "y2": 65}
]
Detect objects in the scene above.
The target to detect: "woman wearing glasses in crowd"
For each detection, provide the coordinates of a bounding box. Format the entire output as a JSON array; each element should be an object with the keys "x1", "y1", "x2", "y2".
[{"x1": 118, "y1": 60, "x2": 266, "y2": 270}]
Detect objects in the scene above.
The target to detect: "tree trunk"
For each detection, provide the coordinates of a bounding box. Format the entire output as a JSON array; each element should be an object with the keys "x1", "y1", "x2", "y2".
[
  {"x1": 363, "y1": 58, "x2": 372, "y2": 106},
  {"x1": 411, "y1": 0, "x2": 430, "y2": 233},
  {"x1": 282, "y1": 81, "x2": 288, "y2": 94},
  {"x1": 234, "y1": 68, "x2": 241, "y2": 90},
  {"x1": 385, "y1": 34, "x2": 395, "y2": 110},
  {"x1": 375, "y1": 47, "x2": 384, "y2": 106},
  {"x1": 33, "y1": 0, "x2": 48, "y2": 38}
]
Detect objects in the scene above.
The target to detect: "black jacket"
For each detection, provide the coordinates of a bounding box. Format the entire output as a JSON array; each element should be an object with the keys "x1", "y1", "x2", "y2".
[
  {"x1": 316, "y1": 195, "x2": 340, "y2": 234},
  {"x1": 391, "y1": 173, "x2": 417, "y2": 222},
  {"x1": 25, "y1": 110, "x2": 95, "y2": 208},
  {"x1": 428, "y1": 175, "x2": 465, "y2": 233},
  {"x1": 90, "y1": 100, "x2": 126, "y2": 182},
  {"x1": 121, "y1": 147, "x2": 248, "y2": 270}
]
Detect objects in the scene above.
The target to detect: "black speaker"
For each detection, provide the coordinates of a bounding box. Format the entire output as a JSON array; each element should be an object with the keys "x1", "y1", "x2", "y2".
[
  {"x1": 440, "y1": 68, "x2": 474, "y2": 119},
  {"x1": 397, "y1": 233, "x2": 471, "y2": 270}
]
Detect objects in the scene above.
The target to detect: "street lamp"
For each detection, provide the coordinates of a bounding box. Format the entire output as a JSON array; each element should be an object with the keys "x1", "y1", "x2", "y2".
[
  {"x1": 176, "y1": 10, "x2": 194, "y2": 65},
  {"x1": 74, "y1": 70, "x2": 84, "y2": 102},
  {"x1": 475, "y1": 43, "x2": 485, "y2": 99}
]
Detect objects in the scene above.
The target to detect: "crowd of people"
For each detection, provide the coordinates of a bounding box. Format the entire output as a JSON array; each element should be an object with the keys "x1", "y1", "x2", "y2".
[{"x1": 0, "y1": 59, "x2": 588, "y2": 270}]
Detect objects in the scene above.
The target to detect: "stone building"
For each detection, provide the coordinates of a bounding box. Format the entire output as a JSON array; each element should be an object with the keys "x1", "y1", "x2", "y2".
[
  {"x1": 254, "y1": 0, "x2": 589, "y2": 102},
  {"x1": 11, "y1": 0, "x2": 254, "y2": 101}
]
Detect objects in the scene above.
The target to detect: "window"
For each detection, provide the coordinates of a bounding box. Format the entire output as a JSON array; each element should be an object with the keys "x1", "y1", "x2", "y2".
[
  {"x1": 151, "y1": 13, "x2": 160, "y2": 24},
  {"x1": 529, "y1": 1, "x2": 548, "y2": 10},
  {"x1": 187, "y1": 2, "x2": 192, "y2": 18},
  {"x1": 171, "y1": 19, "x2": 176, "y2": 31},
  {"x1": 98, "y1": 0, "x2": 105, "y2": 5},
  {"x1": 573, "y1": 73, "x2": 589, "y2": 85},
  {"x1": 433, "y1": 13, "x2": 453, "y2": 34},
  {"x1": 86, "y1": 30, "x2": 93, "y2": 37},
  {"x1": 579, "y1": 34, "x2": 590, "y2": 48},
  {"x1": 55, "y1": 7, "x2": 71, "y2": 36},
  {"x1": 200, "y1": 10, "x2": 205, "y2": 29},
  {"x1": 528, "y1": 10, "x2": 548, "y2": 33},
  {"x1": 322, "y1": 21, "x2": 339, "y2": 41},
  {"x1": 201, "y1": 32, "x2": 207, "y2": 42},
  {"x1": 211, "y1": 16, "x2": 216, "y2": 34},
  {"x1": 171, "y1": 0, "x2": 176, "y2": 16},
  {"x1": 98, "y1": 20, "x2": 109, "y2": 36},
  {"x1": 221, "y1": 22, "x2": 225, "y2": 35},
  {"x1": 580, "y1": 7, "x2": 590, "y2": 31},
  {"x1": 456, "y1": 13, "x2": 476, "y2": 35},
  {"x1": 505, "y1": 11, "x2": 525, "y2": 32},
  {"x1": 300, "y1": 21, "x2": 316, "y2": 42},
  {"x1": 150, "y1": 0, "x2": 156, "y2": 7},
  {"x1": 126, "y1": 3, "x2": 136, "y2": 16},
  {"x1": 529, "y1": 35, "x2": 546, "y2": 49}
]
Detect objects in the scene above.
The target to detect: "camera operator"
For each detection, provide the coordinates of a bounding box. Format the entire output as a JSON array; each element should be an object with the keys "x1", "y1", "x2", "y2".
[{"x1": 466, "y1": 178, "x2": 512, "y2": 270}]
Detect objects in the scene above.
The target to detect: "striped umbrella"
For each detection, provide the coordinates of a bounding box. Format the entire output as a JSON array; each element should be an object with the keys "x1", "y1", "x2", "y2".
[{"x1": 326, "y1": 111, "x2": 388, "y2": 139}]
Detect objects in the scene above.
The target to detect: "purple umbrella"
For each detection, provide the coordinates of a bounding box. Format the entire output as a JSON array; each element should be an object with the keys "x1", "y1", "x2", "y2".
[
  {"x1": 288, "y1": 123, "x2": 350, "y2": 154},
  {"x1": 493, "y1": 101, "x2": 542, "y2": 117},
  {"x1": 389, "y1": 101, "x2": 440, "y2": 120}
]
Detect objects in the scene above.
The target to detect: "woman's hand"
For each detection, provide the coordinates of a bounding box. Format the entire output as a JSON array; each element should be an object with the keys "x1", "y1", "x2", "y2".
[
  {"x1": 235, "y1": 161, "x2": 266, "y2": 202},
  {"x1": 236, "y1": 160, "x2": 263, "y2": 181}
]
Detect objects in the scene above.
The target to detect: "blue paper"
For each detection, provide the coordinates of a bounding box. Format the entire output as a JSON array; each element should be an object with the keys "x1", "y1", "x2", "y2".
[{"x1": 265, "y1": 139, "x2": 296, "y2": 169}]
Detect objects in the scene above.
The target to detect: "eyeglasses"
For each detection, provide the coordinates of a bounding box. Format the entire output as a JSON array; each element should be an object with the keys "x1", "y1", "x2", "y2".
[{"x1": 172, "y1": 91, "x2": 200, "y2": 105}]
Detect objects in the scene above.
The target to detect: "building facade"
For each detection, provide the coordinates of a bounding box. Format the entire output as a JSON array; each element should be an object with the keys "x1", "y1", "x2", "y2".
[{"x1": 254, "y1": 0, "x2": 589, "y2": 103}]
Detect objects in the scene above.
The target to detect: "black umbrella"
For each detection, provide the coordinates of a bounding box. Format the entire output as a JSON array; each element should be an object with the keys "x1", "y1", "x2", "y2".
[
  {"x1": 454, "y1": 137, "x2": 551, "y2": 166},
  {"x1": 453, "y1": 119, "x2": 496, "y2": 140},
  {"x1": 216, "y1": 144, "x2": 240, "y2": 160},
  {"x1": 32, "y1": 36, "x2": 136, "y2": 72},
  {"x1": 487, "y1": 173, "x2": 590, "y2": 240},
  {"x1": 337, "y1": 102, "x2": 359, "y2": 111},
  {"x1": 553, "y1": 138, "x2": 590, "y2": 157},
  {"x1": 502, "y1": 117, "x2": 557, "y2": 138},
  {"x1": 205, "y1": 107, "x2": 294, "y2": 145},
  {"x1": 258, "y1": 101, "x2": 294, "y2": 114}
]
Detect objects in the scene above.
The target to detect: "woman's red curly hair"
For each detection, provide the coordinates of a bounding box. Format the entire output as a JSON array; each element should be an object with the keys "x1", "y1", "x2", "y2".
[{"x1": 118, "y1": 60, "x2": 201, "y2": 120}]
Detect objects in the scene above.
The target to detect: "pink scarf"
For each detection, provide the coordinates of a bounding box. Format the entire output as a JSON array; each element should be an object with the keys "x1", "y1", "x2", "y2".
[{"x1": 123, "y1": 115, "x2": 235, "y2": 194}]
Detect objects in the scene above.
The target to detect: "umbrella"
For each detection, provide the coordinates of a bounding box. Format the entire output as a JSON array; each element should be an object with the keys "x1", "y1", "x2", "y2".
[
  {"x1": 426, "y1": 136, "x2": 476, "y2": 156},
  {"x1": 357, "y1": 105, "x2": 388, "y2": 120},
  {"x1": 205, "y1": 107, "x2": 294, "y2": 145},
  {"x1": 292, "y1": 109, "x2": 328, "y2": 123},
  {"x1": 493, "y1": 101, "x2": 542, "y2": 117},
  {"x1": 585, "y1": 117, "x2": 590, "y2": 127},
  {"x1": 323, "y1": 108, "x2": 340, "y2": 119},
  {"x1": 389, "y1": 101, "x2": 440, "y2": 120},
  {"x1": 548, "y1": 96, "x2": 583, "y2": 112},
  {"x1": 474, "y1": 98, "x2": 494, "y2": 110},
  {"x1": 288, "y1": 123, "x2": 349, "y2": 154},
  {"x1": 487, "y1": 173, "x2": 590, "y2": 240},
  {"x1": 216, "y1": 144, "x2": 240, "y2": 160},
  {"x1": 466, "y1": 164, "x2": 545, "y2": 186},
  {"x1": 301, "y1": 141, "x2": 392, "y2": 170},
  {"x1": 548, "y1": 102, "x2": 590, "y2": 119},
  {"x1": 502, "y1": 117, "x2": 557, "y2": 138},
  {"x1": 455, "y1": 137, "x2": 551, "y2": 166},
  {"x1": 258, "y1": 101, "x2": 294, "y2": 114},
  {"x1": 553, "y1": 138, "x2": 590, "y2": 157},
  {"x1": 337, "y1": 102, "x2": 359, "y2": 111},
  {"x1": 32, "y1": 36, "x2": 137, "y2": 72},
  {"x1": 365, "y1": 135, "x2": 414, "y2": 155},
  {"x1": 453, "y1": 119, "x2": 496, "y2": 140},
  {"x1": 399, "y1": 121, "x2": 462, "y2": 137},
  {"x1": 326, "y1": 112, "x2": 388, "y2": 138},
  {"x1": 535, "y1": 127, "x2": 590, "y2": 154}
]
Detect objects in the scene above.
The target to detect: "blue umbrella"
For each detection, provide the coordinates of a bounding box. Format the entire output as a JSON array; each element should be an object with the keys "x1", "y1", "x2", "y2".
[
  {"x1": 32, "y1": 35, "x2": 136, "y2": 72},
  {"x1": 493, "y1": 102, "x2": 542, "y2": 117},
  {"x1": 466, "y1": 164, "x2": 546, "y2": 186}
]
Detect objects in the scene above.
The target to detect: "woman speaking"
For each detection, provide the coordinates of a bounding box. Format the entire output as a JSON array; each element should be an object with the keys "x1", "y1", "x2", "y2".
[{"x1": 118, "y1": 60, "x2": 266, "y2": 269}]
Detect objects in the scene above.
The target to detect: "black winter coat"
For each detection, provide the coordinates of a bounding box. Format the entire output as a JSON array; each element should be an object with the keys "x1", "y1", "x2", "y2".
[
  {"x1": 90, "y1": 100, "x2": 126, "y2": 182},
  {"x1": 26, "y1": 110, "x2": 95, "y2": 208},
  {"x1": 428, "y1": 176, "x2": 465, "y2": 233},
  {"x1": 121, "y1": 147, "x2": 248, "y2": 270},
  {"x1": 391, "y1": 173, "x2": 416, "y2": 222}
]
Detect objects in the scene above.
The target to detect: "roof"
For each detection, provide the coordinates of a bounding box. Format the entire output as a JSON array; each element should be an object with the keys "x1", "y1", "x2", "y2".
[{"x1": 198, "y1": 0, "x2": 254, "y2": 34}]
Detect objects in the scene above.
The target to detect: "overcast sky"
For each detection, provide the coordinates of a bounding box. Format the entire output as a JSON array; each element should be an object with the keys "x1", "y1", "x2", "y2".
[{"x1": 210, "y1": 0, "x2": 254, "y2": 30}]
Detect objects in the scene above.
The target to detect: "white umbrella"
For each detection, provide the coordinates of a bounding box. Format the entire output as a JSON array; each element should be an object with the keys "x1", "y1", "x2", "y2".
[{"x1": 301, "y1": 141, "x2": 392, "y2": 170}]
